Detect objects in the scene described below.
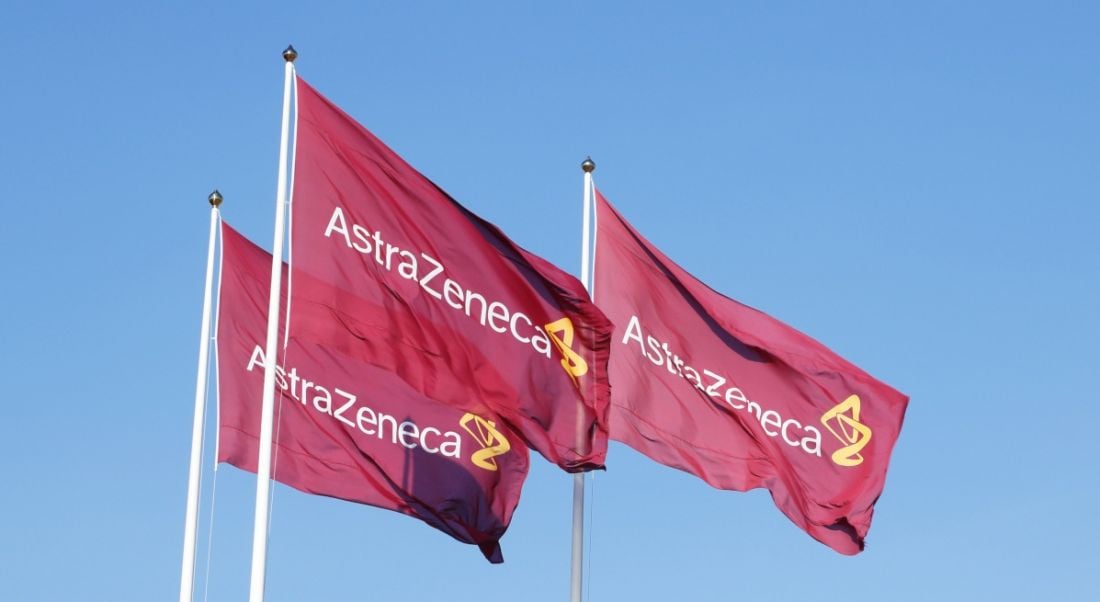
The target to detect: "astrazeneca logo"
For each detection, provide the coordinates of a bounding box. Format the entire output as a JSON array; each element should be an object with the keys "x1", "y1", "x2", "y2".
[
  {"x1": 544, "y1": 317, "x2": 588, "y2": 382},
  {"x1": 460, "y1": 413, "x2": 512, "y2": 471},
  {"x1": 324, "y1": 207, "x2": 591, "y2": 386},
  {"x1": 820, "y1": 395, "x2": 872, "y2": 467}
]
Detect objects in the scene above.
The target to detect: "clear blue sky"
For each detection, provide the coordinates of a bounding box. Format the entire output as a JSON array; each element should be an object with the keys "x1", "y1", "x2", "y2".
[{"x1": 2, "y1": 2, "x2": 1097, "y2": 600}]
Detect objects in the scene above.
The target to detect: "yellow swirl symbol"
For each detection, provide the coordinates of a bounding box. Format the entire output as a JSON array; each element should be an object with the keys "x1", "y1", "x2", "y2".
[
  {"x1": 460, "y1": 413, "x2": 511, "y2": 471},
  {"x1": 544, "y1": 317, "x2": 589, "y2": 383},
  {"x1": 820, "y1": 394, "x2": 873, "y2": 467}
]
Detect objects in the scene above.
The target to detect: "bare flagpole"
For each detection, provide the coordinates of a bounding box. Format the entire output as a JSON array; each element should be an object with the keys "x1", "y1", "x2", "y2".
[
  {"x1": 179, "y1": 190, "x2": 223, "y2": 602},
  {"x1": 248, "y1": 45, "x2": 297, "y2": 602},
  {"x1": 571, "y1": 156, "x2": 596, "y2": 602}
]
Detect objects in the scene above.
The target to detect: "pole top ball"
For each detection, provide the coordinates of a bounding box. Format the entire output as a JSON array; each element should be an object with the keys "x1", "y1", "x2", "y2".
[
  {"x1": 283, "y1": 45, "x2": 298, "y2": 62},
  {"x1": 208, "y1": 190, "x2": 223, "y2": 207},
  {"x1": 581, "y1": 156, "x2": 596, "y2": 173}
]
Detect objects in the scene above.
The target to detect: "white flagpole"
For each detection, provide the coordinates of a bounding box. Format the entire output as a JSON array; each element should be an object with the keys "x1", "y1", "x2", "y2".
[
  {"x1": 248, "y1": 45, "x2": 297, "y2": 602},
  {"x1": 571, "y1": 156, "x2": 596, "y2": 602},
  {"x1": 179, "y1": 190, "x2": 223, "y2": 602}
]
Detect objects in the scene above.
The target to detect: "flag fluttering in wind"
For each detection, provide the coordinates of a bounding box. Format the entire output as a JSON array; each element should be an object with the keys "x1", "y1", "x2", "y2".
[
  {"x1": 217, "y1": 222, "x2": 528, "y2": 562},
  {"x1": 593, "y1": 190, "x2": 909, "y2": 554},
  {"x1": 288, "y1": 77, "x2": 613, "y2": 472}
]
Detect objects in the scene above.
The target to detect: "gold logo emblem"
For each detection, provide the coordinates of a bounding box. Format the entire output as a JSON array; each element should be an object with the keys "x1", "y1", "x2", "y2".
[
  {"x1": 460, "y1": 413, "x2": 511, "y2": 471},
  {"x1": 820, "y1": 395, "x2": 873, "y2": 467},
  {"x1": 544, "y1": 317, "x2": 589, "y2": 383}
]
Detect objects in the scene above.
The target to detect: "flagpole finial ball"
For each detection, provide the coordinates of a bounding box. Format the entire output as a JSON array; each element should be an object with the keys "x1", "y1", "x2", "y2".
[
  {"x1": 283, "y1": 45, "x2": 298, "y2": 62},
  {"x1": 581, "y1": 157, "x2": 596, "y2": 173},
  {"x1": 208, "y1": 190, "x2": 223, "y2": 208}
]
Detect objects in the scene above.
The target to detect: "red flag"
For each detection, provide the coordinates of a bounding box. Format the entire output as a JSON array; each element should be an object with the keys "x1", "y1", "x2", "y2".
[
  {"x1": 216, "y1": 222, "x2": 528, "y2": 562},
  {"x1": 288, "y1": 77, "x2": 612, "y2": 472},
  {"x1": 594, "y1": 191, "x2": 909, "y2": 554}
]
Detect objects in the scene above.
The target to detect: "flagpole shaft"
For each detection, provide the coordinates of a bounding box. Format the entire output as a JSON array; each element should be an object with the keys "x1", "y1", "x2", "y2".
[
  {"x1": 570, "y1": 472, "x2": 585, "y2": 602},
  {"x1": 580, "y1": 171, "x2": 593, "y2": 291},
  {"x1": 179, "y1": 200, "x2": 220, "y2": 602},
  {"x1": 248, "y1": 56, "x2": 296, "y2": 602},
  {"x1": 570, "y1": 165, "x2": 595, "y2": 602}
]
